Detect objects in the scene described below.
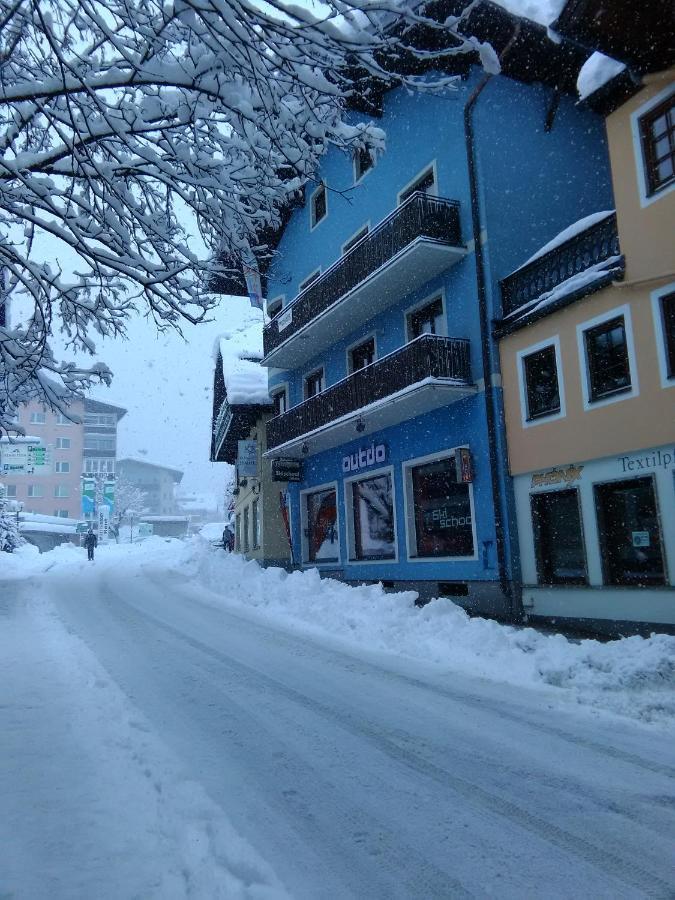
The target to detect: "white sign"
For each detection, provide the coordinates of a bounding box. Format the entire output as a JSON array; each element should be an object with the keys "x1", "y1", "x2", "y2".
[
  {"x1": 277, "y1": 307, "x2": 293, "y2": 332},
  {"x1": 237, "y1": 440, "x2": 258, "y2": 478},
  {"x1": 0, "y1": 443, "x2": 50, "y2": 475},
  {"x1": 342, "y1": 443, "x2": 386, "y2": 474}
]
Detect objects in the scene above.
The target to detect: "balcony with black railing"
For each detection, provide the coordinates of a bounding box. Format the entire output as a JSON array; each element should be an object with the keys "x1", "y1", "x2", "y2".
[
  {"x1": 500, "y1": 212, "x2": 622, "y2": 321},
  {"x1": 263, "y1": 192, "x2": 465, "y2": 368},
  {"x1": 265, "y1": 334, "x2": 474, "y2": 458}
]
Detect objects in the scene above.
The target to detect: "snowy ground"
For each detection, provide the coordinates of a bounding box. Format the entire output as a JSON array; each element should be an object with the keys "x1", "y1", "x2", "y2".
[{"x1": 1, "y1": 538, "x2": 674, "y2": 898}]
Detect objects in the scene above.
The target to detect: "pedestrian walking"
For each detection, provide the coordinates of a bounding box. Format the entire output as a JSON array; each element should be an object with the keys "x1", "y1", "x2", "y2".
[{"x1": 84, "y1": 527, "x2": 98, "y2": 561}]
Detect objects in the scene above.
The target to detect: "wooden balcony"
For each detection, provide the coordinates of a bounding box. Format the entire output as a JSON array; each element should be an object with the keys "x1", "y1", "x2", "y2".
[
  {"x1": 500, "y1": 212, "x2": 621, "y2": 319},
  {"x1": 263, "y1": 192, "x2": 465, "y2": 368},
  {"x1": 265, "y1": 335, "x2": 474, "y2": 458}
]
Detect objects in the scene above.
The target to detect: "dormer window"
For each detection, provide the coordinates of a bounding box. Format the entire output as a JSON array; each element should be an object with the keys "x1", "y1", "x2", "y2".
[{"x1": 310, "y1": 183, "x2": 327, "y2": 229}]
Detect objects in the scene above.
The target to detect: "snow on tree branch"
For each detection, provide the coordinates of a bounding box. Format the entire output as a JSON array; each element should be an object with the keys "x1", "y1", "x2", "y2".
[{"x1": 0, "y1": 0, "x2": 482, "y2": 433}]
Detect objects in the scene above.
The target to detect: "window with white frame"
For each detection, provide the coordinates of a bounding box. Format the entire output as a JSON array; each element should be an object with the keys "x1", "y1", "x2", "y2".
[
  {"x1": 54, "y1": 461, "x2": 70, "y2": 473},
  {"x1": 347, "y1": 470, "x2": 396, "y2": 561},
  {"x1": 654, "y1": 289, "x2": 675, "y2": 382},
  {"x1": 54, "y1": 485, "x2": 69, "y2": 498},
  {"x1": 304, "y1": 368, "x2": 324, "y2": 400},
  {"x1": 30, "y1": 411, "x2": 46, "y2": 424},
  {"x1": 56, "y1": 413, "x2": 72, "y2": 425},
  {"x1": 84, "y1": 458, "x2": 115, "y2": 474},
  {"x1": 303, "y1": 486, "x2": 339, "y2": 563},
  {"x1": 407, "y1": 296, "x2": 445, "y2": 339},
  {"x1": 348, "y1": 336, "x2": 375, "y2": 372},
  {"x1": 83, "y1": 413, "x2": 116, "y2": 426},
  {"x1": 5, "y1": 485, "x2": 17, "y2": 498},
  {"x1": 638, "y1": 91, "x2": 674, "y2": 198},
  {"x1": 271, "y1": 386, "x2": 288, "y2": 417},
  {"x1": 583, "y1": 314, "x2": 633, "y2": 402},
  {"x1": 531, "y1": 489, "x2": 586, "y2": 585},
  {"x1": 84, "y1": 435, "x2": 115, "y2": 451},
  {"x1": 27, "y1": 484, "x2": 43, "y2": 498},
  {"x1": 56, "y1": 437, "x2": 71, "y2": 449},
  {"x1": 405, "y1": 453, "x2": 475, "y2": 559},
  {"x1": 398, "y1": 164, "x2": 436, "y2": 205},
  {"x1": 522, "y1": 344, "x2": 561, "y2": 420},
  {"x1": 354, "y1": 148, "x2": 373, "y2": 183},
  {"x1": 310, "y1": 183, "x2": 327, "y2": 228},
  {"x1": 54, "y1": 509, "x2": 70, "y2": 518}
]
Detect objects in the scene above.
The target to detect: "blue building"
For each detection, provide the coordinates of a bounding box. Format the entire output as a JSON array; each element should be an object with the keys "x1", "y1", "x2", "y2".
[{"x1": 236, "y1": 4, "x2": 615, "y2": 617}]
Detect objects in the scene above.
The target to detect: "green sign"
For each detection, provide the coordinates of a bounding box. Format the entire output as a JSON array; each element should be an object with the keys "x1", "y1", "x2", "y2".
[{"x1": 76, "y1": 522, "x2": 90, "y2": 534}]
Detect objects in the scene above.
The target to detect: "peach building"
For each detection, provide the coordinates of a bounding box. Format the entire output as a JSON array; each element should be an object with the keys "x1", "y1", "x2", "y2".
[{"x1": 496, "y1": 11, "x2": 674, "y2": 632}]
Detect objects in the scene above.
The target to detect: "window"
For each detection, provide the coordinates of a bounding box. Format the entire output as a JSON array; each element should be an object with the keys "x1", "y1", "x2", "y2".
[
  {"x1": 407, "y1": 297, "x2": 444, "y2": 339},
  {"x1": 342, "y1": 225, "x2": 369, "y2": 255},
  {"x1": 27, "y1": 484, "x2": 43, "y2": 498},
  {"x1": 243, "y1": 506, "x2": 250, "y2": 552},
  {"x1": 399, "y1": 164, "x2": 436, "y2": 204},
  {"x1": 310, "y1": 183, "x2": 327, "y2": 228},
  {"x1": 349, "y1": 472, "x2": 395, "y2": 561},
  {"x1": 56, "y1": 413, "x2": 72, "y2": 425},
  {"x1": 305, "y1": 486, "x2": 338, "y2": 563},
  {"x1": 407, "y1": 455, "x2": 474, "y2": 558},
  {"x1": 55, "y1": 461, "x2": 70, "y2": 474},
  {"x1": 271, "y1": 387, "x2": 288, "y2": 417},
  {"x1": 531, "y1": 490, "x2": 586, "y2": 585},
  {"x1": 523, "y1": 345, "x2": 560, "y2": 420},
  {"x1": 354, "y1": 148, "x2": 373, "y2": 182},
  {"x1": 304, "y1": 368, "x2": 324, "y2": 400},
  {"x1": 54, "y1": 509, "x2": 69, "y2": 518},
  {"x1": 252, "y1": 499, "x2": 260, "y2": 549},
  {"x1": 584, "y1": 315, "x2": 632, "y2": 402},
  {"x1": 299, "y1": 269, "x2": 321, "y2": 293},
  {"x1": 30, "y1": 411, "x2": 46, "y2": 424},
  {"x1": 594, "y1": 477, "x2": 665, "y2": 586},
  {"x1": 639, "y1": 93, "x2": 674, "y2": 197},
  {"x1": 349, "y1": 337, "x2": 375, "y2": 372},
  {"x1": 267, "y1": 296, "x2": 284, "y2": 318},
  {"x1": 54, "y1": 485, "x2": 69, "y2": 498},
  {"x1": 83, "y1": 435, "x2": 115, "y2": 451},
  {"x1": 5, "y1": 485, "x2": 17, "y2": 498},
  {"x1": 84, "y1": 458, "x2": 115, "y2": 474},
  {"x1": 659, "y1": 291, "x2": 675, "y2": 379},
  {"x1": 56, "y1": 438, "x2": 71, "y2": 449},
  {"x1": 84, "y1": 413, "x2": 116, "y2": 426}
]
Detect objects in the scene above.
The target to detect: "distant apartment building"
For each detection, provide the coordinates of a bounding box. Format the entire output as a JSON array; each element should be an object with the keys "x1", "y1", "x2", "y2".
[
  {"x1": 116, "y1": 458, "x2": 183, "y2": 515},
  {"x1": 82, "y1": 399, "x2": 127, "y2": 476}
]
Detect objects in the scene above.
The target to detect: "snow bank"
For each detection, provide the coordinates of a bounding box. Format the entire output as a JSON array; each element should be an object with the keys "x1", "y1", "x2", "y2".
[{"x1": 172, "y1": 541, "x2": 675, "y2": 729}]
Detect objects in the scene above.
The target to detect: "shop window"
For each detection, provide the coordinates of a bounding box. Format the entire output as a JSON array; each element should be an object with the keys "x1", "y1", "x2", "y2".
[
  {"x1": 584, "y1": 315, "x2": 632, "y2": 402},
  {"x1": 243, "y1": 506, "x2": 249, "y2": 552},
  {"x1": 639, "y1": 93, "x2": 674, "y2": 197},
  {"x1": 272, "y1": 387, "x2": 288, "y2": 417},
  {"x1": 350, "y1": 472, "x2": 395, "y2": 561},
  {"x1": 660, "y1": 291, "x2": 675, "y2": 379},
  {"x1": 354, "y1": 148, "x2": 373, "y2": 182},
  {"x1": 349, "y1": 337, "x2": 375, "y2": 372},
  {"x1": 408, "y1": 455, "x2": 474, "y2": 558},
  {"x1": 594, "y1": 477, "x2": 665, "y2": 586},
  {"x1": 304, "y1": 368, "x2": 324, "y2": 400},
  {"x1": 342, "y1": 225, "x2": 369, "y2": 255},
  {"x1": 399, "y1": 165, "x2": 436, "y2": 204},
  {"x1": 523, "y1": 345, "x2": 560, "y2": 420},
  {"x1": 305, "y1": 486, "x2": 339, "y2": 563},
  {"x1": 407, "y1": 297, "x2": 444, "y2": 339},
  {"x1": 310, "y1": 184, "x2": 327, "y2": 228},
  {"x1": 531, "y1": 490, "x2": 586, "y2": 585},
  {"x1": 252, "y1": 499, "x2": 260, "y2": 549}
]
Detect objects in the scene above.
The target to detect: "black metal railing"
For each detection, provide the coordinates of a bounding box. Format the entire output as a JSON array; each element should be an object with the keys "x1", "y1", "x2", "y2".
[
  {"x1": 213, "y1": 401, "x2": 233, "y2": 456},
  {"x1": 266, "y1": 334, "x2": 471, "y2": 450},
  {"x1": 263, "y1": 192, "x2": 463, "y2": 357},
  {"x1": 500, "y1": 212, "x2": 620, "y2": 317}
]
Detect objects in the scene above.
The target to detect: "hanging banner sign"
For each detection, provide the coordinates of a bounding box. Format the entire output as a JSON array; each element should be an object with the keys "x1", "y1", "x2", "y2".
[
  {"x1": 237, "y1": 440, "x2": 258, "y2": 477},
  {"x1": 102, "y1": 480, "x2": 115, "y2": 512},
  {"x1": 455, "y1": 447, "x2": 473, "y2": 483},
  {"x1": 82, "y1": 478, "x2": 96, "y2": 516},
  {"x1": 272, "y1": 458, "x2": 303, "y2": 482}
]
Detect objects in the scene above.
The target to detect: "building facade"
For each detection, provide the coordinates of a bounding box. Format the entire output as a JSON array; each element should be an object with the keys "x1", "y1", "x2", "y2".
[
  {"x1": 259, "y1": 5, "x2": 614, "y2": 616},
  {"x1": 116, "y1": 458, "x2": 183, "y2": 516},
  {"x1": 497, "y1": 9, "x2": 674, "y2": 630},
  {"x1": 82, "y1": 399, "x2": 127, "y2": 477}
]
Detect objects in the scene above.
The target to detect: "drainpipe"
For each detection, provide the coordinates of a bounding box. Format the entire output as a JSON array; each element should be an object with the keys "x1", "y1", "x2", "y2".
[{"x1": 463, "y1": 28, "x2": 521, "y2": 621}]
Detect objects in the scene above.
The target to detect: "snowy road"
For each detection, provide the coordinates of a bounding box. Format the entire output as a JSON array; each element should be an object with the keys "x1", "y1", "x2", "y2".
[{"x1": 3, "y1": 559, "x2": 675, "y2": 899}]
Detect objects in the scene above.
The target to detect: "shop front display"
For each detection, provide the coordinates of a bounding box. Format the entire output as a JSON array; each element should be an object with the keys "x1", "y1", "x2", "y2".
[
  {"x1": 409, "y1": 455, "x2": 474, "y2": 558},
  {"x1": 350, "y1": 472, "x2": 395, "y2": 561},
  {"x1": 305, "y1": 486, "x2": 339, "y2": 563}
]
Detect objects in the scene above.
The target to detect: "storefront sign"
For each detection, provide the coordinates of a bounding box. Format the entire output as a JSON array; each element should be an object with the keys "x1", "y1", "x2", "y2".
[
  {"x1": 618, "y1": 447, "x2": 674, "y2": 473},
  {"x1": 277, "y1": 307, "x2": 293, "y2": 332},
  {"x1": 455, "y1": 447, "x2": 473, "y2": 483},
  {"x1": 342, "y1": 443, "x2": 386, "y2": 474},
  {"x1": 237, "y1": 440, "x2": 258, "y2": 477},
  {"x1": 423, "y1": 505, "x2": 472, "y2": 532},
  {"x1": 531, "y1": 464, "x2": 584, "y2": 488},
  {"x1": 272, "y1": 458, "x2": 302, "y2": 482}
]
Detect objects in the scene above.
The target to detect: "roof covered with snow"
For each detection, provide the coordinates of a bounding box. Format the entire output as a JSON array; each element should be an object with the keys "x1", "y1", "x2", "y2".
[{"x1": 216, "y1": 319, "x2": 270, "y2": 407}]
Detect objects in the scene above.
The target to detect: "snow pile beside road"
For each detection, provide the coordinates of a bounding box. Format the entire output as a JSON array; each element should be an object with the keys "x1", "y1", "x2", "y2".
[{"x1": 176, "y1": 539, "x2": 675, "y2": 727}]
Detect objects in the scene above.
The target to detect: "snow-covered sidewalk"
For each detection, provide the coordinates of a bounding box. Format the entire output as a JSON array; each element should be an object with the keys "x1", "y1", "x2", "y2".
[{"x1": 4, "y1": 536, "x2": 675, "y2": 729}]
